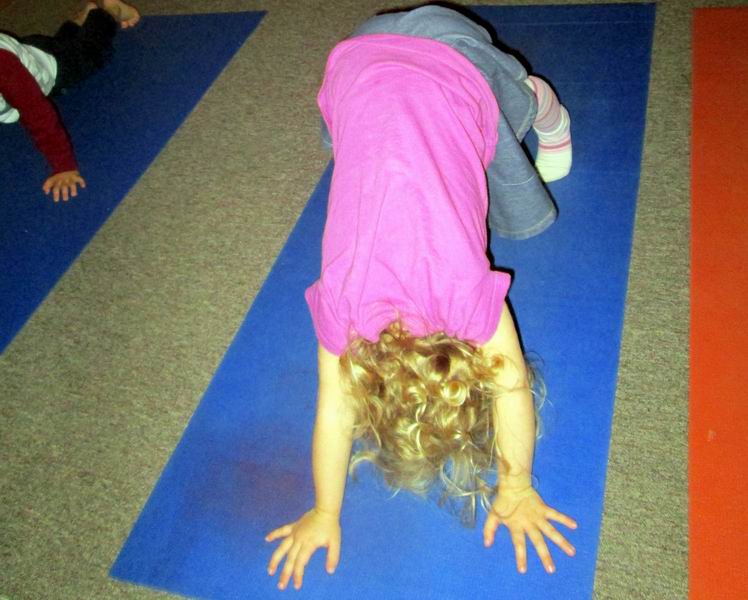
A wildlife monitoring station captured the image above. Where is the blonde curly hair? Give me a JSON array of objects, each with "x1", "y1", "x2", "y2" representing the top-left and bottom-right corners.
[{"x1": 339, "y1": 321, "x2": 535, "y2": 526}]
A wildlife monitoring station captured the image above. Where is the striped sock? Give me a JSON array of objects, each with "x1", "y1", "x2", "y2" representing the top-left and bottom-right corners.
[{"x1": 526, "y1": 76, "x2": 572, "y2": 182}]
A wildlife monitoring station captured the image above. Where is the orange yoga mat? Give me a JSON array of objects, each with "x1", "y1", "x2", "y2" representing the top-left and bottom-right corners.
[{"x1": 691, "y1": 8, "x2": 748, "y2": 599}]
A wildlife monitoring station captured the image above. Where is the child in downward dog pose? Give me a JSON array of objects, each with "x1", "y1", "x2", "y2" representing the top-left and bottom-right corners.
[
  {"x1": 266, "y1": 5, "x2": 575, "y2": 590},
  {"x1": 0, "y1": 1, "x2": 140, "y2": 202}
]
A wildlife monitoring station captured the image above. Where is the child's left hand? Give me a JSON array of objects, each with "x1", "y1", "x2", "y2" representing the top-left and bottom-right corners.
[
  {"x1": 43, "y1": 170, "x2": 86, "y2": 203},
  {"x1": 483, "y1": 487, "x2": 577, "y2": 574}
]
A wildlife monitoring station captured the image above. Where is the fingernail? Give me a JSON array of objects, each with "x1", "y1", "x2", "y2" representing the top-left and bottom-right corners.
[{"x1": 547, "y1": 565, "x2": 555, "y2": 574}]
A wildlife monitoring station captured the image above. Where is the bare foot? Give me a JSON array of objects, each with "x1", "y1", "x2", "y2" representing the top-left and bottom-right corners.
[
  {"x1": 97, "y1": 0, "x2": 141, "y2": 29},
  {"x1": 73, "y1": 2, "x2": 98, "y2": 26}
]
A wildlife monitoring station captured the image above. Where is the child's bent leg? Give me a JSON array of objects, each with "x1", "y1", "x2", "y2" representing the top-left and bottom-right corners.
[
  {"x1": 526, "y1": 76, "x2": 572, "y2": 183},
  {"x1": 49, "y1": 8, "x2": 117, "y2": 93}
]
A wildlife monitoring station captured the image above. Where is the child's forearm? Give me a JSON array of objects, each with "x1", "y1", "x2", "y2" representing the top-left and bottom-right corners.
[
  {"x1": 0, "y1": 49, "x2": 78, "y2": 174},
  {"x1": 311, "y1": 403, "x2": 354, "y2": 517},
  {"x1": 493, "y1": 386, "x2": 536, "y2": 491},
  {"x1": 312, "y1": 345, "x2": 356, "y2": 517},
  {"x1": 483, "y1": 302, "x2": 536, "y2": 491}
]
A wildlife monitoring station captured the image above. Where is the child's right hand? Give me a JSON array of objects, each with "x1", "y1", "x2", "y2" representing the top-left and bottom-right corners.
[
  {"x1": 265, "y1": 508, "x2": 341, "y2": 591},
  {"x1": 43, "y1": 170, "x2": 86, "y2": 203}
]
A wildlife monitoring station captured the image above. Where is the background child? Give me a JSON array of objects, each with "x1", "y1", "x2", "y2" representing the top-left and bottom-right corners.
[
  {"x1": 0, "y1": 0, "x2": 140, "y2": 202},
  {"x1": 265, "y1": 5, "x2": 576, "y2": 591}
]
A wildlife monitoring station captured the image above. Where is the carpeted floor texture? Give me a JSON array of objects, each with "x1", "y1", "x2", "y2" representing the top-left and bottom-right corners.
[{"x1": 0, "y1": 0, "x2": 712, "y2": 598}]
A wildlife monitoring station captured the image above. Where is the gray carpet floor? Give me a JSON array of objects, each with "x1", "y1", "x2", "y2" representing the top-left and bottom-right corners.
[{"x1": 0, "y1": 0, "x2": 726, "y2": 597}]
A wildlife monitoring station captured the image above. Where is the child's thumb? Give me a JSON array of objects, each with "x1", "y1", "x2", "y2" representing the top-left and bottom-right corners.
[
  {"x1": 483, "y1": 514, "x2": 501, "y2": 547},
  {"x1": 326, "y1": 539, "x2": 340, "y2": 574}
]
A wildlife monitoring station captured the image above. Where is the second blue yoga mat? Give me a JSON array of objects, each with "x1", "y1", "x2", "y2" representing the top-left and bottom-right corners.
[
  {"x1": 112, "y1": 4, "x2": 655, "y2": 598},
  {"x1": 0, "y1": 12, "x2": 264, "y2": 353}
]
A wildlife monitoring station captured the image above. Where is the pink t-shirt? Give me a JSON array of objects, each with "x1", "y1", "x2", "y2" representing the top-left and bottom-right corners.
[{"x1": 306, "y1": 34, "x2": 511, "y2": 355}]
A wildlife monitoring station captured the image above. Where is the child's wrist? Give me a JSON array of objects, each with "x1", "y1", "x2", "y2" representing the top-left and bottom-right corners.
[
  {"x1": 313, "y1": 506, "x2": 340, "y2": 520},
  {"x1": 498, "y1": 472, "x2": 532, "y2": 493}
]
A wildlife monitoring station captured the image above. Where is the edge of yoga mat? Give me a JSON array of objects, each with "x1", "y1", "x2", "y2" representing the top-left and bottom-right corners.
[
  {"x1": 690, "y1": 7, "x2": 748, "y2": 599},
  {"x1": 111, "y1": 4, "x2": 655, "y2": 599},
  {"x1": 0, "y1": 11, "x2": 265, "y2": 354}
]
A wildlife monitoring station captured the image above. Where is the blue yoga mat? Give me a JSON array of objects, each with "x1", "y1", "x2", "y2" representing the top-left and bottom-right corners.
[
  {"x1": 111, "y1": 4, "x2": 655, "y2": 598},
  {"x1": 0, "y1": 12, "x2": 265, "y2": 353}
]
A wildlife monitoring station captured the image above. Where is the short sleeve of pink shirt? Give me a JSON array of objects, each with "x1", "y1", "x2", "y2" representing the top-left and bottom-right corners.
[{"x1": 306, "y1": 34, "x2": 511, "y2": 355}]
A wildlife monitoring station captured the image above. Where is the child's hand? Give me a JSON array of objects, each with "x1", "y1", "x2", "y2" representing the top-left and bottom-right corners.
[
  {"x1": 483, "y1": 487, "x2": 577, "y2": 574},
  {"x1": 43, "y1": 170, "x2": 86, "y2": 203},
  {"x1": 265, "y1": 508, "x2": 341, "y2": 591}
]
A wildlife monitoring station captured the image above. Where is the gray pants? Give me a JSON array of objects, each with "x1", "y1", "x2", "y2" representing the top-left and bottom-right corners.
[{"x1": 325, "y1": 5, "x2": 557, "y2": 240}]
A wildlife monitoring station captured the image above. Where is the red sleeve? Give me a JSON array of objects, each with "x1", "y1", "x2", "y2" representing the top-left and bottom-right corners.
[{"x1": 0, "y1": 48, "x2": 78, "y2": 173}]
